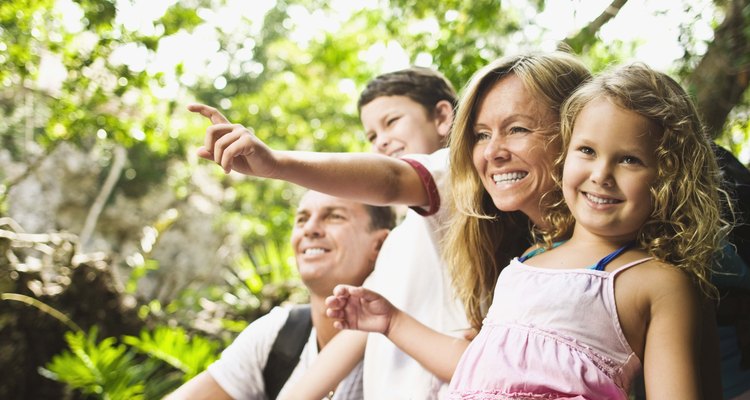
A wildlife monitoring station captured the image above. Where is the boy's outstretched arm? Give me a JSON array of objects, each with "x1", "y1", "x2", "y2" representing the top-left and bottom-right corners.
[
  {"x1": 188, "y1": 103, "x2": 429, "y2": 207},
  {"x1": 327, "y1": 285, "x2": 469, "y2": 382},
  {"x1": 277, "y1": 330, "x2": 368, "y2": 400}
]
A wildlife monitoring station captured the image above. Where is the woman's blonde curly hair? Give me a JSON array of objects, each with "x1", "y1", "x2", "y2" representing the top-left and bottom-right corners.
[{"x1": 541, "y1": 62, "x2": 731, "y2": 297}]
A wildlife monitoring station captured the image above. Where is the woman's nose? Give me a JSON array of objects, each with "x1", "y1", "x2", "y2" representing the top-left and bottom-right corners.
[{"x1": 484, "y1": 134, "x2": 511, "y2": 161}]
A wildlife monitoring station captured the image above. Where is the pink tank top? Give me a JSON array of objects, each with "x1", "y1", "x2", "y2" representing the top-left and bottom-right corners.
[{"x1": 449, "y1": 256, "x2": 651, "y2": 399}]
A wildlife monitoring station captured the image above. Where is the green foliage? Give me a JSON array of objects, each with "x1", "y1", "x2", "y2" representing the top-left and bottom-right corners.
[
  {"x1": 42, "y1": 328, "x2": 155, "y2": 400},
  {"x1": 122, "y1": 326, "x2": 220, "y2": 381},
  {"x1": 42, "y1": 326, "x2": 221, "y2": 399}
]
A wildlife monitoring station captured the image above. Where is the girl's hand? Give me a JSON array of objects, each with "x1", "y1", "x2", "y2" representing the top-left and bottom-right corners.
[{"x1": 325, "y1": 285, "x2": 395, "y2": 334}]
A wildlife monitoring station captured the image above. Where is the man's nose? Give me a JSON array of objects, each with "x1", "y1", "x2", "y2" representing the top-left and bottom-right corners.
[{"x1": 302, "y1": 216, "x2": 325, "y2": 237}]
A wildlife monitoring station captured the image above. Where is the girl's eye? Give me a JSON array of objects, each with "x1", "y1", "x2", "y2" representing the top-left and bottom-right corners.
[
  {"x1": 386, "y1": 116, "x2": 399, "y2": 126},
  {"x1": 622, "y1": 155, "x2": 642, "y2": 165},
  {"x1": 366, "y1": 133, "x2": 377, "y2": 144},
  {"x1": 295, "y1": 216, "x2": 307, "y2": 225},
  {"x1": 578, "y1": 146, "x2": 595, "y2": 156}
]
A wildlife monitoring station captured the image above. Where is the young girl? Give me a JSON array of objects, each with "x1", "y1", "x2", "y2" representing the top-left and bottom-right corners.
[{"x1": 327, "y1": 63, "x2": 729, "y2": 399}]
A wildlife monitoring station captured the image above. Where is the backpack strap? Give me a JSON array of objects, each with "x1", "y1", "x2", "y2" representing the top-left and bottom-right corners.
[{"x1": 262, "y1": 304, "x2": 313, "y2": 399}]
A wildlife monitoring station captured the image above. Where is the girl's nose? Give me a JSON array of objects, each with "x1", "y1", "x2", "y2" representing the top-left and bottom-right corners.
[{"x1": 590, "y1": 162, "x2": 614, "y2": 187}]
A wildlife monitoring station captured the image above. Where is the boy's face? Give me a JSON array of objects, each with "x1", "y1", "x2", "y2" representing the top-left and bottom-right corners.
[{"x1": 360, "y1": 95, "x2": 448, "y2": 157}]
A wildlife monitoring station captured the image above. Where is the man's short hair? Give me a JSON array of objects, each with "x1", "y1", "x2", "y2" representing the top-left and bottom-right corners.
[
  {"x1": 357, "y1": 66, "x2": 458, "y2": 114},
  {"x1": 363, "y1": 205, "x2": 396, "y2": 231}
]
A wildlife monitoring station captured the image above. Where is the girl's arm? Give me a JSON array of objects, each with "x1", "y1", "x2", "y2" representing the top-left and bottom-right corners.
[
  {"x1": 277, "y1": 330, "x2": 368, "y2": 400},
  {"x1": 642, "y1": 268, "x2": 704, "y2": 399},
  {"x1": 188, "y1": 103, "x2": 428, "y2": 207},
  {"x1": 327, "y1": 285, "x2": 469, "y2": 382}
]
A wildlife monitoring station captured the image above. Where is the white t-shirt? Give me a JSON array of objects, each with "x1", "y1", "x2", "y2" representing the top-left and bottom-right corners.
[
  {"x1": 362, "y1": 148, "x2": 468, "y2": 399},
  {"x1": 208, "y1": 306, "x2": 364, "y2": 400}
]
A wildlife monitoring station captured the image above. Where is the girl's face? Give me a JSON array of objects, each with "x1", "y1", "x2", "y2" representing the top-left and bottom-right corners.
[
  {"x1": 563, "y1": 97, "x2": 659, "y2": 242},
  {"x1": 360, "y1": 95, "x2": 448, "y2": 158},
  {"x1": 471, "y1": 75, "x2": 558, "y2": 226}
]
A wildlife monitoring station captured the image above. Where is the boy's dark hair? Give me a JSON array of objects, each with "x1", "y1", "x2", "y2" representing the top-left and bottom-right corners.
[
  {"x1": 357, "y1": 66, "x2": 458, "y2": 115},
  {"x1": 363, "y1": 204, "x2": 397, "y2": 231}
]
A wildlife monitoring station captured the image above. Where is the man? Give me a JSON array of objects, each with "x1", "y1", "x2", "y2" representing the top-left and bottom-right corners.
[{"x1": 165, "y1": 190, "x2": 394, "y2": 400}]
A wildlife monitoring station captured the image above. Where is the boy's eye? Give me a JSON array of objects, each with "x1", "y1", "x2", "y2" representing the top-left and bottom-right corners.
[{"x1": 294, "y1": 216, "x2": 307, "y2": 225}]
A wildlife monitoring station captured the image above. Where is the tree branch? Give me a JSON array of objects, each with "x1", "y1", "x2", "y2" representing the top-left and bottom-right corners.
[
  {"x1": 79, "y1": 146, "x2": 128, "y2": 251},
  {"x1": 561, "y1": 0, "x2": 629, "y2": 53}
]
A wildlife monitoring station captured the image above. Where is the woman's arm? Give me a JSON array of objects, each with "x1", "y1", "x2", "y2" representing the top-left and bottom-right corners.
[
  {"x1": 327, "y1": 285, "x2": 469, "y2": 382},
  {"x1": 642, "y1": 269, "x2": 703, "y2": 399},
  {"x1": 278, "y1": 330, "x2": 368, "y2": 400},
  {"x1": 188, "y1": 103, "x2": 429, "y2": 207}
]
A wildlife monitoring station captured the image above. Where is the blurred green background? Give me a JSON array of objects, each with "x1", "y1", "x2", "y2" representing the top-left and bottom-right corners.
[{"x1": 1, "y1": 0, "x2": 749, "y2": 398}]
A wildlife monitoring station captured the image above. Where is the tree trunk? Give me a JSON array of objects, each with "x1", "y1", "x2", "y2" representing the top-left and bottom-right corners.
[{"x1": 687, "y1": 0, "x2": 750, "y2": 138}]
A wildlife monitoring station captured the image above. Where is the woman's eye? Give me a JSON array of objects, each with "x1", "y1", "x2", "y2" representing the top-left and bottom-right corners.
[
  {"x1": 475, "y1": 131, "x2": 491, "y2": 141},
  {"x1": 386, "y1": 117, "x2": 399, "y2": 126},
  {"x1": 509, "y1": 126, "x2": 529, "y2": 134}
]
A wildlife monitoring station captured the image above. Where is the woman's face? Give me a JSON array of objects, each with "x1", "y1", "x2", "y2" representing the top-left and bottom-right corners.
[{"x1": 471, "y1": 75, "x2": 559, "y2": 226}]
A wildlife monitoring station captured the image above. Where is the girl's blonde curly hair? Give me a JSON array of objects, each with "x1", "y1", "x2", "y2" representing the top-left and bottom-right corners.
[{"x1": 541, "y1": 63, "x2": 731, "y2": 297}]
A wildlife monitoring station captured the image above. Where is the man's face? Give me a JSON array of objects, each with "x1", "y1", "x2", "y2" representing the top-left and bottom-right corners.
[
  {"x1": 360, "y1": 95, "x2": 447, "y2": 157},
  {"x1": 290, "y1": 191, "x2": 387, "y2": 295}
]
